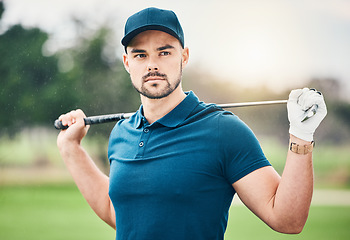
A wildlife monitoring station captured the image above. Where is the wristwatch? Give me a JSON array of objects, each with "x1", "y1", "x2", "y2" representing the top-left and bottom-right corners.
[{"x1": 289, "y1": 141, "x2": 315, "y2": 154}]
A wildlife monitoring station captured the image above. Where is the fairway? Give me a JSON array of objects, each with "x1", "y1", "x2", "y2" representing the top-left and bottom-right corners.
[
  {"x1": 0, "y1": 184, "x2": 115, "y2": 240},
  {"x1": 225, "y1": 205, "x2": 350, "y2": 240},
  {"x1": 1, "y1": 184, "x2": 350, "y2": 240}
]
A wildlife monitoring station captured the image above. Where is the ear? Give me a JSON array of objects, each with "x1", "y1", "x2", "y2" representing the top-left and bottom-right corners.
[
  {"x1": 123, "y1": 53, "x2": 130, "y2": 73},
  {"x1": 181, "y1": 47, "x2": 189, "y2": 69}
]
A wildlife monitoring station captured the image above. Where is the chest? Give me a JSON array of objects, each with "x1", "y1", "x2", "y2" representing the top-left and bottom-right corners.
[
  {"x1": 108, "y1": 122, "x2": 233, "y2": 203},
  {"x1": 109, "y1": 156, "x2": 234, "y2": 212},
  {"x1": 108, "y1": 112, "x2": 243, "y2": 206}
]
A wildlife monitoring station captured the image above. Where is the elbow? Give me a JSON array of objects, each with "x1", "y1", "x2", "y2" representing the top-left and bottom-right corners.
[
  {"x1": 273, "y1": 223, "x2": 305, "y2": 234},
  {"x1": 292, "y1": 226, "x2": 305, "y2": 235},
  {"x1": 268, "y1": 214, "x2": 308, "y2": 234},
  {"x1": 270, "y1": 218, "x2": 306, "y2": 234}
]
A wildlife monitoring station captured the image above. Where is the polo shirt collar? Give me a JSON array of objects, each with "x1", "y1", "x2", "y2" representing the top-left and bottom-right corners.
[
  {"x1": 134, "y1": 91, "x2": 200, "y2": 129},
  {"x1": 134, "y1": 106, "x2": 145, "y2": 129}
]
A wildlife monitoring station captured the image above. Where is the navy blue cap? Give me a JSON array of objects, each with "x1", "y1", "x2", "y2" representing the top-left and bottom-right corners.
[{"x1": 122, "y1": 7, "x2": 184, "y2": 49}]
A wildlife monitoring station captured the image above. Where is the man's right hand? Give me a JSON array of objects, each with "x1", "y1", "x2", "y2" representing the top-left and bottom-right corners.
[{"x1": 57, "y1": 109, "x2": 90, "y2": 149}]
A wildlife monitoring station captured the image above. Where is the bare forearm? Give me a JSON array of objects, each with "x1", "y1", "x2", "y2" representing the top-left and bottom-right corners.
[
  {"x1": 59, "y1": 144, "x2": 115, "y2": 228},
  {"x1": 271, "y1": 134, "x2": 313, "y2": 233}
]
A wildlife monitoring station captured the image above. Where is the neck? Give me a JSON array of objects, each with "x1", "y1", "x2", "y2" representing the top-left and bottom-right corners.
[{"x1": 141, "y1": 87, "x2": 186, "y2": 124}]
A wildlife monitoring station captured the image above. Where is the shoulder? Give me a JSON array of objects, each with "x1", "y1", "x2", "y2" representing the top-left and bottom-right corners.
[
  {"x1": 196, "y1": 104, "x2": 254, "y2": 137},
  {"x1": 213, "y1": 108, "x2": 264, "y2": 157},
  {"x1": 218, "y1": 111, "x2": 255, "y2": 137},
  {"x1": 183, "y1": 101, "x2": 252, "y2": 133}
]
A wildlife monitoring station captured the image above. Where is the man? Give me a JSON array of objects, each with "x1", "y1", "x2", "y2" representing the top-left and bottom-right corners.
[{"x1": 57, "y1": 7, "x2": 327, "y2": 240}]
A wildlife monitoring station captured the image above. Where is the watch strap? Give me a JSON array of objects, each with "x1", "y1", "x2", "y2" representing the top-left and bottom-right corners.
[{"x1": 289, "y1": 141, "x2": 315, "y2": 154}]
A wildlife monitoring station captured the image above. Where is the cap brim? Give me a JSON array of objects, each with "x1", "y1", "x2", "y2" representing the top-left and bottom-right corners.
[{"x1": 122, "y1": 25, "x2": 183, "y2": 48}]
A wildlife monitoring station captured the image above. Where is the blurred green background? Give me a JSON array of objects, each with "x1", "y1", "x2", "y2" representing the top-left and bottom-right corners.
[{"x1": 1, "y1": 1, "x2": 349, "y2": 239}]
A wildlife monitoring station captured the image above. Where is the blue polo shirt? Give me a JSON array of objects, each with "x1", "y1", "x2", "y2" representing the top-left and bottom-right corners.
[{"x1": 108, "y1": 91, "x2": 270, "y2": 240}]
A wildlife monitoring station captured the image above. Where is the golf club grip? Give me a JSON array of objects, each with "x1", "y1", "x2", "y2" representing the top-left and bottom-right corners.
[{"x1": 54, "y1": 113, "x2": 126, "y2": 130}]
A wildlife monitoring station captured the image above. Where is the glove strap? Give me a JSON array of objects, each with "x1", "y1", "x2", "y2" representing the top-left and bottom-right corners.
[{"x1": 289, "y1": 141, "x2": 315, "y2": 154}]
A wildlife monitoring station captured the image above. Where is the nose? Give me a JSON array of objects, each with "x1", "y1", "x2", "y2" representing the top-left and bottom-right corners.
[
  {"x1": 147, "y1": 56, "x2": 159, "y2": 72},
  {"x1": 148, "y1": 66, "x2": 158, "y2": 71}
]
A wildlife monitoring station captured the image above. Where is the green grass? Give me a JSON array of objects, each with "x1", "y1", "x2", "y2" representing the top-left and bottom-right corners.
[
  {"x1": 1, "y1": 184, "x2": 350, "y2": 240},
  {"x1": 225, "y1": 205, "x2": 350, "y2": 240},
  {"x1": 0, "y1": 184, "x2": 115, "y2": 240},
  {"x1": 0, "y1": 131, "x2": 349, "y2": 239}
]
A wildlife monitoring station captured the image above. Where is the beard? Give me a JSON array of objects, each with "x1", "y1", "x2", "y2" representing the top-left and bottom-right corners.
[{"x1": 132, "y1": 67, "x2": 182, "y2": 100}]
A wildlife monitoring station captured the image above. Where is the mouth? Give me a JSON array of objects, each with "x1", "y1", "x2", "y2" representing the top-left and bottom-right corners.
[
  {"x1": 142, "y1": 73, "x2": 167, "y2": 83},
  {"x1": 145, "y1": 77, "x2": 165, "y2": 83}
]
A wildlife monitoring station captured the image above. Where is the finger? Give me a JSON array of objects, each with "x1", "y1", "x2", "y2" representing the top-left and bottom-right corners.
[
  {"x1": 298, "y1": 88, "x2": 322, "y2": 110},
  {"x1": 309, "y1": 88, "x2": 322, "y2": 95},
  {"x1": 297, "y1": 88, "x2": 311, "y2": 105},
  {"x1": 71, "y1": 109, "x2": 90, "y2": 131},
  {"x1": 301, "y1": 91, "x2": 324, "y2": 110},
  {"x1": 288, "y1": 88, "x2": 304, "y2": 103},
  {"x1": 65, "y1": 110, "x2": 76, "y2": 126},
  {"x1": 69, "y1": 109, "x2": 86, "y2": 120},
  {"x1": 68, "y1": 109, "x2": 87, "y2": 127},
  {"x1": 58, "y1": 114, "x2": 70, "y2": 127},
  {"x1": 58, "y1": 114, "x2": 67, "y2": 127},
  {"x1": 58, "y1": 110, "x2": 85, "y2": 128}
]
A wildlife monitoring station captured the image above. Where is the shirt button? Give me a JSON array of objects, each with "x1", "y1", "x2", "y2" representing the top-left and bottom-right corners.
[
  {"x1": 139, "y1": 141, "x2": 144, "y2": 147},
  {"x1": 143, "y1": 128, "x2": 149, "y2": 133}
]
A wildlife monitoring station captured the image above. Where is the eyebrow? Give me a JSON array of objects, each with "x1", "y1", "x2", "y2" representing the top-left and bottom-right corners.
[
  {"x1": 130, "y1": 49, "x2": 146, "y2": 54},
  {"x1": 157, "y1": 44, "x2": 175, "y2": 51},
  {"x1": 129, "y1": 44, "x2": 175, "y2": 54}
]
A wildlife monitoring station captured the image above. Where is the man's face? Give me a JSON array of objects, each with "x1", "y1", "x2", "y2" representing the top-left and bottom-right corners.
[{"x1": 123, "y1": 30, "x2": 189, "y2": 99}]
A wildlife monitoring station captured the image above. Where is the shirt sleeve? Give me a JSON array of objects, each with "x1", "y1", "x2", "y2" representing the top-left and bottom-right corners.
[{"x1": 218, "y1": 112, "x2": 271, "y2": 184}]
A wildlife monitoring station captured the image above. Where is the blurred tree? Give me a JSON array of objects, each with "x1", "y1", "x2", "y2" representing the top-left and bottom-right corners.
[
  {"x1": 0, "y1": 24, "x2": 66, "y2": 131},
  {"x1": 0, "y1": 2, "x2": 79, "y2": 133},
  {"x1": 0, "y1": 2, "x2": 4, "y2": 19},
  {"x1": 334, "y1": 103, "x2": 350, "y2": 130},
  {"x1": 0, "y1": 4, "x2": 139, "y2": 136},
  {"x1": 57, "y1": 24, "x2": 140, "y2": 136}
]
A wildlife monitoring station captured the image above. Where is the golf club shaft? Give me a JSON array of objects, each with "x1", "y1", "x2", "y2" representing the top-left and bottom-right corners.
[
  {"x1": 217, "y1": 100, "x2": 288, "y2": 108},
  {"x1": 54, "y1": 100, "x2": 288, "y2": 130}
]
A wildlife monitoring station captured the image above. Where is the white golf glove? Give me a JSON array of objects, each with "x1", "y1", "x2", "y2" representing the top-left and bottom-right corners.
[{"x1": 287, "y1": 88, "x2": 327, "y2": 141}]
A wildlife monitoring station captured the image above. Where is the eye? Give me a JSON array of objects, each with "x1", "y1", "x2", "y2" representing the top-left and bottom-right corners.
[
  {"x1": 135, "y1": 54, "x2": 147, "y2": 59},
  {"x1": 160, "y1": 51, "x2": 170, "y2": 56}
]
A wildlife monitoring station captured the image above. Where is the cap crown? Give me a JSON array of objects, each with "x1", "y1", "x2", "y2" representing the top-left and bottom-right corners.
[{"x1": 122, "y1": 7, "x2": 184, "y2": 48}]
